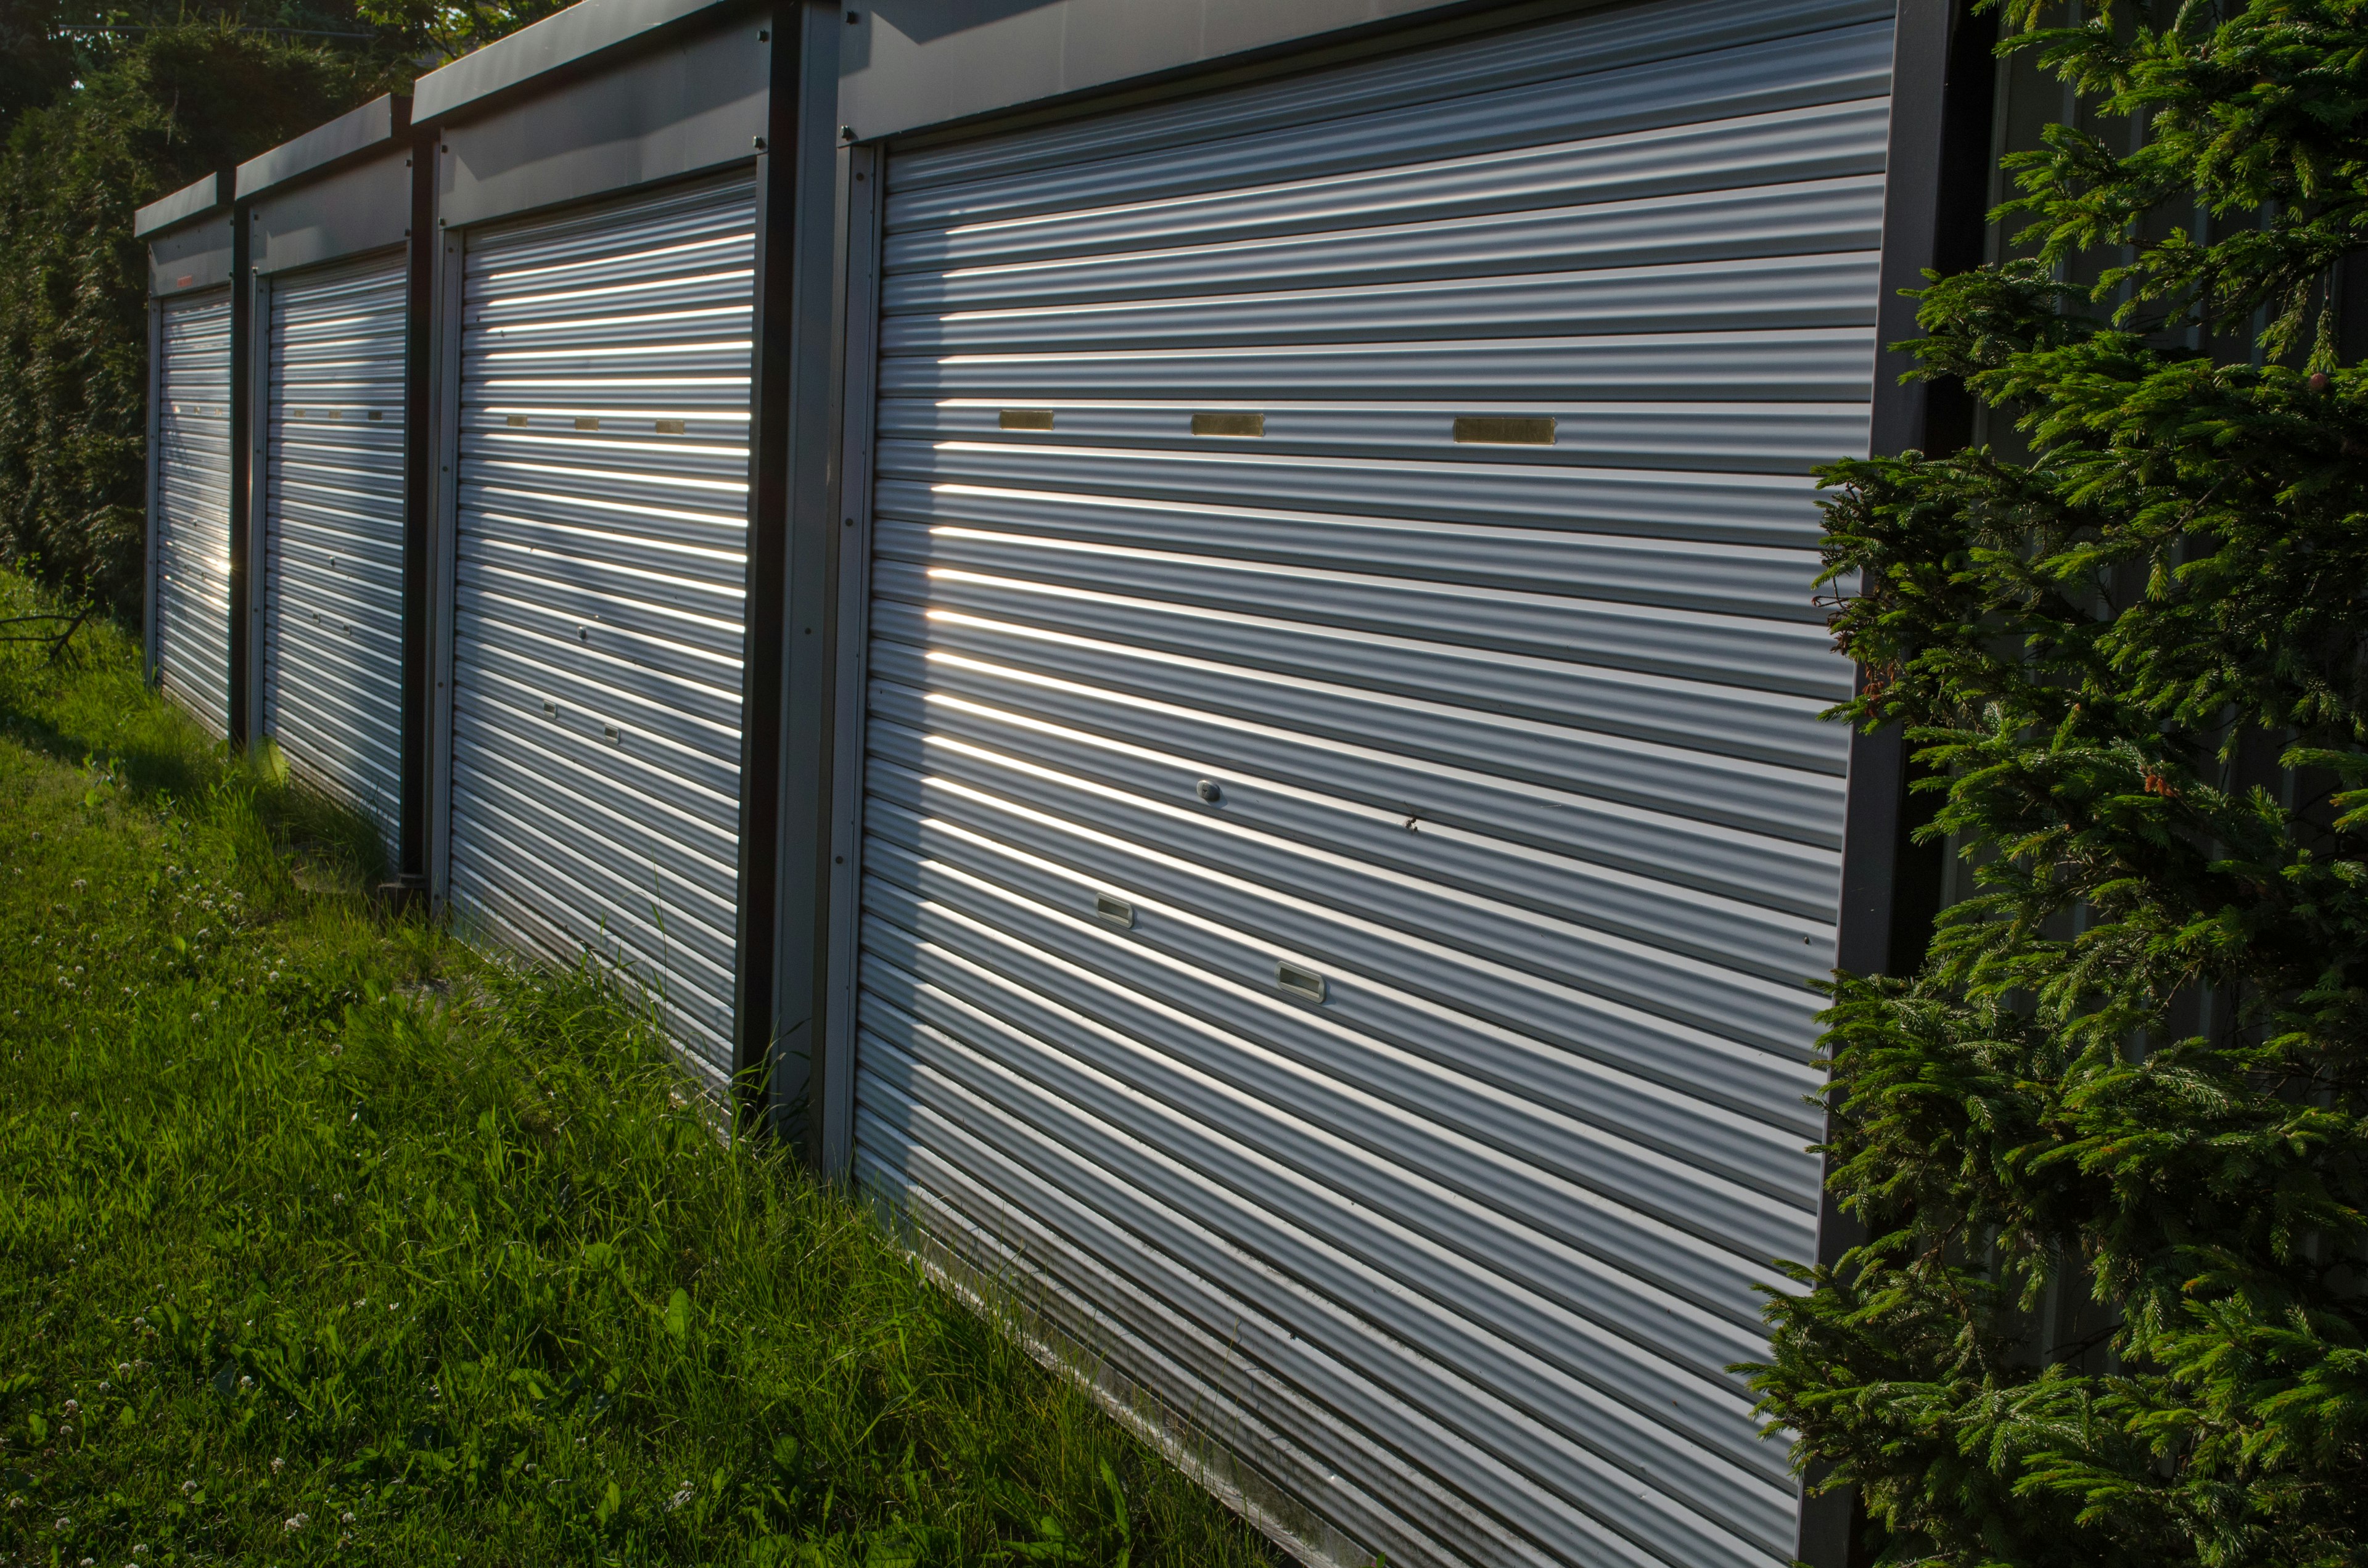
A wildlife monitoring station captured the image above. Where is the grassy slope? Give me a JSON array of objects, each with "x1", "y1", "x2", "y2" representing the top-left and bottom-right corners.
[{"x1": 0, "y1": 578, "x2": 1277, "y2": 1568}]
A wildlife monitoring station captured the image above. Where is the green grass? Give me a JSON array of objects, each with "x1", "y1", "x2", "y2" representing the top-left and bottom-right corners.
[{"x1": 0, "y1": 573, "x2": 1279, "y2": 1567}]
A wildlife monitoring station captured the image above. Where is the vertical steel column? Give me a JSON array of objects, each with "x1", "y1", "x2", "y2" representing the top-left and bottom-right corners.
[
  {"x1": 242, "y1": 253, "x2": 273, "y2": 746},
  {"x1": 739, "y1": 0, "x2": 844, "y2": 1152},
  {"x1": 1801, "y1": 2, "x2": 1999, "y2": 1564},
  {"x1": 424, "y1": 150, "x2": 466, "y2": 909},
  {"x1": 731, "y1": 9, "x2": 797, "y2": 1135},
  {"x1": 395, "y1": 134, "x2": 437, "y2": 895},
  {"x1": 226, "y1": 186, "x2": 254, "y2": 750}
]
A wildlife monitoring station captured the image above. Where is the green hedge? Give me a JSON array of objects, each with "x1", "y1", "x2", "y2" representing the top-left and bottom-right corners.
[
  {"x1": 1749, "y1": 4, "x2": 2368, "y2": 1564},
  {"x1": 0, "y1": 25, "x2": 380, "y2": 615}
]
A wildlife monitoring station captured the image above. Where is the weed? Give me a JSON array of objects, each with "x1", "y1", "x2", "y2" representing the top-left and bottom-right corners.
[{"x1": 0, "y1": 572, "x2": 1276, "y2": 1567}]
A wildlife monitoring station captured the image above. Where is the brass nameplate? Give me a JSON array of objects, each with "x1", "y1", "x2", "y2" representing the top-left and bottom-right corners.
[
  {"x1": 1192, "y1": 412, "x2": 1264, "y2": 437},
  {"x1": 999, "y1": 409, "x2": 1054, "y2": 430},
  {"x1": 1453, "y1": 415, "x2": 1556, "y2": 446}
]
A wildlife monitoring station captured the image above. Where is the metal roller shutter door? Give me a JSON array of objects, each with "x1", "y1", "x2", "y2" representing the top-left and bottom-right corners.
[
  {"x1": 849, "y1": 1, "x2": 1890, "y2": 1564},
  {"x1": 156, "y1": 289, "x2": 236, "y2": 739},
  {"x1": 449, "y1": 173, "x2": 757, "y2": 1087},
  {"x1": 263, "y1": 253, "x2": 409, "y2": 855}
]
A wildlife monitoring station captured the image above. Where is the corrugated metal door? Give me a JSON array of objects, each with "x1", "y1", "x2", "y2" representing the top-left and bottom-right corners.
[
  {"x1": 262, "y1": 253, "x2": 409, "y2": 855},
  {"x1": 847, "y1": 1, "x2": 1890, "y2": 1563},
  {"x1": 155, "y1": 288, "x2": 236, "y2": 739},
  {"x1": 448, "y1": 173, "x2": 757, "y2": 1086}
]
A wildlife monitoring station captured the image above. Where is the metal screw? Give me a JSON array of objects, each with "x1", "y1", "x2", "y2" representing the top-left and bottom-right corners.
[
  {"x1": 1195, "y1": 779, "x2": 1222, "y2": 805},
  {"x1": 841, "y1": 125, "x2": 856, "y2": 142},
  {"x1": 752, "y1": 136, "x2": 767, "y2": 150}
]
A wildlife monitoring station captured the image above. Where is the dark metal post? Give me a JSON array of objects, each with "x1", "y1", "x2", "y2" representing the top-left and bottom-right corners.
[
  {"x1": 423, "y1": 185, "x2": 466, "y2": 909},
  {"x1": 731, "y1": 15, "x2": 797, "y2": 1136},
  {"x1": 736, "y1": 0, "x2": 844, "y2": 1149},
  {"x1": 1799, "y1": 2, "x2": 1998, "y2": 1564},
  {"x1": 776, "y1": 0, "x2": 849, "y2": 1160},
  {"x1": 242, "y1": 242, "x2": 271, "y2": 747}
]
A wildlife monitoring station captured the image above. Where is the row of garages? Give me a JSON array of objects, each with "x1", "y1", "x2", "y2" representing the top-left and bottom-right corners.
[{"x1": 135, "y1": 1, "x2": 1997, "y2": 1563}]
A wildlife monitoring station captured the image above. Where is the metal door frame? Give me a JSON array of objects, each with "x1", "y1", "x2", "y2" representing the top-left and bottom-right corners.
[
  {"x1": 143, "y1": 298, "x2": 164, "y2": 691},
  {"x1": 815, "y1": 136, "x2": 882, "y2": 1178},
  {"x1": 227, "y1": 224, "x2": 253, "y2": 749},
  {"x1": 1801, "y1": 1, "x2": 1996, "y2": 1559}
]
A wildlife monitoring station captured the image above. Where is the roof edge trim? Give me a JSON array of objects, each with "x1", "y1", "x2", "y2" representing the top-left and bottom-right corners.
[
  {"x1": 236, "y1": 94, "x2": 413, "y2": 201},
  {"x1": 133, "y1": 171, "x2": 227, "y2": 239},
  {"x1": 411, "y1": 0, "x2": 744, "y2": 125}
]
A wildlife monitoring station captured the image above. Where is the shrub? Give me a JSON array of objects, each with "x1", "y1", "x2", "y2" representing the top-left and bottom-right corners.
[{"x1": 1748, "y1": 5, "x2": 2368, "y2": 1565}]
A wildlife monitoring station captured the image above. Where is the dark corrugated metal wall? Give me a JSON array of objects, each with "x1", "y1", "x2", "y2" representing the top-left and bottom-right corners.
[
  {"x1": 261, "y1": 252, "x2": 411, "y2": 853},
  {"x1": 844, "y1": 0, "x2": 1891, "y2": 1562},
  {"x1": 155, "y1": 289, "x2": 237, "y2": 739},
  {"x1": 445, "y1": 173, "x2": 759, "y2": 1087}
]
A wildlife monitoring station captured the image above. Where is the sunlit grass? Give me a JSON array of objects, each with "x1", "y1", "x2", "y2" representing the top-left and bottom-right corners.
[{"x1": 0, "y1": 573, "x2": 1278, "y2": 1567}]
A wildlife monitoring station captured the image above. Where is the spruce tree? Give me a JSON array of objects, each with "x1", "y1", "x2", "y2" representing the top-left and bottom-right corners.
[{"x1": 1748, "y1": 3, "x2": 2368, "y2": 1564}]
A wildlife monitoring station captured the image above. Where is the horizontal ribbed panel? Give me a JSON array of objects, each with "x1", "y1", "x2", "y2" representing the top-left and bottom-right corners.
[
  {"x1": 448, "y1": 173, "x2": 757, "y2": 1085},
  {"x1": 262, "y1": 253, "x2": 409, "y2": 855},
  {"x1": 155, "y1": 289, "x2": 235, "y2": 740},
  {"x1": 851, "y1": 1, "x2": 1883, "y2": 1564}
]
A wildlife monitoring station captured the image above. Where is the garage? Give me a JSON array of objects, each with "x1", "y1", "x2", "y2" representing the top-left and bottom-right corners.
[
  {"x1": 444, "y1": 173, "x2": 760, "y2": 1085},
  {"x1": 833, "y1": 0, "x2": 1893, "y2": 1562},
  {"x1": 153, "y1": 287, "x2": 237, "y2": 739},
  {"x1": 258, "y1": 252, "x2": 411, "y2": 850}
]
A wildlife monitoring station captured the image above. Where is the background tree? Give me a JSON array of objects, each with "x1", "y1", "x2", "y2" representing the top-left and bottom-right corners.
[
  {"x1": 0, "y1": 0, "x2": 564, "y2": 615},
  {"x1": 1749, "y1": 3, "x2": 2368, "y2": 1566}
]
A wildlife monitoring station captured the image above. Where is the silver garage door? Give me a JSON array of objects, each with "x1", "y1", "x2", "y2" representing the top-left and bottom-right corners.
[
  {"x1": 448, "y1": 173, "x2": 757, "y2": 1087},
  {"x1": 261, "y1": 253, "x2": 409, "y2": 855},
  {"x1": 847, "y1": 0, "x2": 1889, "y2": 1563},
  {"x1": 155, "y1": 289, "x2": 236, "y2": 739}
]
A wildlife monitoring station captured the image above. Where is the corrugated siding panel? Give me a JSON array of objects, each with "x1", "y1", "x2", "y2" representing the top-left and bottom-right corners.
[
  {"x1": 851, "y1": 0, "x2": 1888, "y2": 1563},
  {"x1": 263, "y1": 253, "x2": 409, "y2": 855},
  {"x1": 155, "y1": 289, "x2": 236, "y2": 739},
  {"x1": 448, "y1": 173, "x2": 757, "y2": 1086}
]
